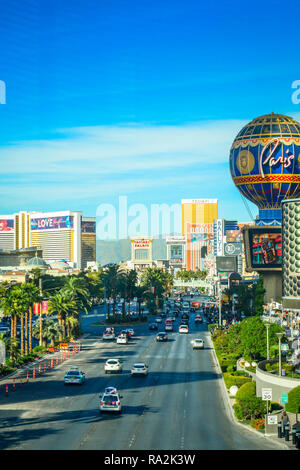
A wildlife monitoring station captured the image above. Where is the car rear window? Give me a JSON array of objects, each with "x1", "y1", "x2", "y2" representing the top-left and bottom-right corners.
[
  {"x1": 103, "y1": 395, "x2": 118, "y2": 401},
  {"x1": 134, "y1": 364, "x2": 145, "y2": 368},
  {"x1": 67, "y1": 372, "x2": 80, "y2": 376}
]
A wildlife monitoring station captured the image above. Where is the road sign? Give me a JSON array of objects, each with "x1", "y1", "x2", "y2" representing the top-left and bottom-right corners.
[
  {"x1": 281, "y1": 394, "x2": 288, "y2": 404},
  {"x1": 267, "y1": 415, "x2": 278, "y2": 425},
  {"x1": 262, "y1": 388, "x2": 272, "y2": 401}
]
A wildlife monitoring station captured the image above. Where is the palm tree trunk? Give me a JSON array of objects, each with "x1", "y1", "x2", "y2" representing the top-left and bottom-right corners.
[
  {"x1": 13, "y1": 314, "x2": 17, "y2": 340},
  {"x1": 57, "y1": 313, "x2": 63, "y2": 341},
  {"x1": 25, "y1": 310, "x2": 28, "y2": 355},
  {"x1": 29, "y1": 306, "x2": 32, "y2": 353},
  {"x1": 20, "y1": 314, "x2": 24, "y2": 356}
]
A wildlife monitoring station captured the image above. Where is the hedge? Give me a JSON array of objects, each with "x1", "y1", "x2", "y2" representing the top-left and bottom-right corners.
[
  {"x1": 285, "y1": 385, "x2": 300, "y2": 414},
  {"x1": 223, "y1": 372, "x2": 252, "y2": 390},
  {"x1": 234, "y1": 381, "x2": 266, "y2": 420}
]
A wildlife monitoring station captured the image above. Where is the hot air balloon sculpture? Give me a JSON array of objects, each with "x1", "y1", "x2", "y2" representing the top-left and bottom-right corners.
[{"x1": 229, "y1": 113, "x2": 300, "y2": 226}]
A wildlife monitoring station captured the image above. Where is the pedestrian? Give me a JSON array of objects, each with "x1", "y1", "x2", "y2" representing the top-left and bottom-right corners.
[{"x1": 281, "y1": 411, "x2": 289, "y2": 435}]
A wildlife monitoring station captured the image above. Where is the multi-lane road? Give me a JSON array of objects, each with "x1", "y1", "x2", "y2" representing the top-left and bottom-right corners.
[{"x1": 0, "y1": 308, "x2": 282, "y2": 450}]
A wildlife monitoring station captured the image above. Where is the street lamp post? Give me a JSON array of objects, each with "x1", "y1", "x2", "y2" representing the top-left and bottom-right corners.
[
  {"x1": 265, "y1": 323, "x2": 270, "y2": 360},
  {"x1": 276, "y1": 332, "x2": 284, "y2": 376}
]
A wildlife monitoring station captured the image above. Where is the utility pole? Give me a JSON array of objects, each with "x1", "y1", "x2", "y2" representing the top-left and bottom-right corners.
[{"x1": 218, "y1": 280, "x2": 222, "y2": 327}]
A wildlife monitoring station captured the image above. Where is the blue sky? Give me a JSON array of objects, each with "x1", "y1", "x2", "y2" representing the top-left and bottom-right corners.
[{"x1": 0, "y1": 0, "x2": 300, "y2": 238}]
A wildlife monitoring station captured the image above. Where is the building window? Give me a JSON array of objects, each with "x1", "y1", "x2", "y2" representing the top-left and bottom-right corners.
[{"x1": 134, "y1": 249, "x2": 149, "y2": 260}]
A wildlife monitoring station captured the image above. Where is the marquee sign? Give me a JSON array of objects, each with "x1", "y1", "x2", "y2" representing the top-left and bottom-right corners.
[
  {"x1": 31, "y1": 216, "x2": 74, "y2": 231},
  {"x1": 133, "y1": 239, "x2": 151, "y2": 248}
]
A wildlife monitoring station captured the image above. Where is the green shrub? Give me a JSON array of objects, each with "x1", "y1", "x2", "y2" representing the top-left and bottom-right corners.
[
  {"x1": 285, "y1": 385, "x2": 300, "y2": 414},
  {"x1": 223, "y1": 372, "x2": 252, "y2": 390},
  {"x1": 233, "y1": 403, "x2": 244, "y2": 420},
  {"x1": 270, "y1": 402, "x2": 282, "y2": 412},
  {"x1": 235, "y1": 381, "x2": 266, "y2": 420},
  {"x1": 236, "y1": 381, "x2": 256, "y2": 400}
]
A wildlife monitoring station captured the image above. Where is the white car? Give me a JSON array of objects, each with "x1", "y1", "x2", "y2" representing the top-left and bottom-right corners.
[
  {"x1": 99, "y1": 392, "x2": 122, "y2": 413},
  {"x1": 102, "y1": 328, "x2": 115, "y2": 340},
  {"x1": 131, "y1": 363, "x2": 148, "y2": 376},
  {"x1": 191, "y1": 338, "x2": 204, "y2": 349},
  {"x1": 104, "y1": 359, "x2": 122, "y2": 374},
  {"x1": 155, "y1": 317, "x2": 162, "y2": 323},
  {"x1": 179, "y1": 325, "x2": 189, "y2": 334},
  {"x1": 117, "y1": 334, "x2": 128, "y2": 344}
]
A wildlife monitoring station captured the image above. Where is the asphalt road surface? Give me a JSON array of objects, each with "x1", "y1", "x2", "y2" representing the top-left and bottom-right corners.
[{"x1": 0, "y1": 309, "x2": 282, "y2": 450}]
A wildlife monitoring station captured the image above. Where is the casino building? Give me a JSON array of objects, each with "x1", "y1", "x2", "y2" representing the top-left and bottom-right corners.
[{"x1": 0, "y1": 210, "x2": 96, "y2": 270}]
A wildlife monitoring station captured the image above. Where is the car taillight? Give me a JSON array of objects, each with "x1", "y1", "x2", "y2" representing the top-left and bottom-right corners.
[
  {"x1": 100, "y1": 401, "x2": 103, "y2": 405},
  {"x1": 117, "y1": 402, "x2": 120, "y2": 406}
]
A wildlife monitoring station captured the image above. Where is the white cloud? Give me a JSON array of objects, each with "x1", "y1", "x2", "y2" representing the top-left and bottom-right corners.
[{"x1": 1, "y1": 120, "x2": 247, "y2": 177}]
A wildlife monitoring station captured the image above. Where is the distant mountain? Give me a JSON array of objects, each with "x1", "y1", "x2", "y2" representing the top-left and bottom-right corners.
[{"x1": 96, "y1": 238, "x2": 167, "y2": 266}]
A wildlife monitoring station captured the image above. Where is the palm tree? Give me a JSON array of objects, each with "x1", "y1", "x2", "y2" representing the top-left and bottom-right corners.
[
  {"x1": 48, "y1": 291, "x2": 77, "y2": 341},
  {"x1": 61, "y1": 276, "x2": 92, "y2": 333},
  {"x1": 65, "y1": 315, "x2": 79, "y2": 337},
  {"x1": 19, "y1": 283, "x2": 41, "y2": 354},
  {"x1": 32, "y1": 318, "x2": 63, "y2": 347},
  {"x1": 62, "y1": 276, "x2": 91, "y2": 312},
  {"x1": 100, "y1": 264, "x2": 122, "y2": 299}
]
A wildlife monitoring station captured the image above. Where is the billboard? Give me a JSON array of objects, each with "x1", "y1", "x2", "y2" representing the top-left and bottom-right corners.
[
  {"x1": 31, "y1": 215, "x2": 74, "y2": 231},
  {"x1": 133, "y1": 239, "x2": 151, "y2": 248},
  {"x1": 215, "y1": 219, "x2": 224, "y2": 256},
  {"x1": 170, "y1": 244, "x2": 183, "y2": 264},
  {"x1": 81, "y1": 220, "x2": 96, "y2": 233},
  {"x1": 0, "y1": 219, "x2": 14, "y2": 232},
  {"x1": 186, "y1": 223, "x2": 214, "y2": 271},
  {"x1": 226, "y1": 230, "x2": 242, "y2": 243},
  {"x1": 216, "y1": 256, "x2": 237, "y2": 272},
  {"x1": 249, "y1": 230, "x2": 282, "y2": 268},
  {"x1": 224, "y1": 242, "x2": 243, "y2": 256}
]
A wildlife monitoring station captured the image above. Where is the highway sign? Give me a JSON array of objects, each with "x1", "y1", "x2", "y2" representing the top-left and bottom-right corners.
[{"x1": 281, "y1": 394, "x2": 288, "y2": 404}]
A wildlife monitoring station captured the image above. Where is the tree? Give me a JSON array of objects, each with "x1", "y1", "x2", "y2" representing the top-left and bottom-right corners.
[
  {"x1": 32, "y1": 318, "x2": 63, "y2": 347},
  {"x1": 253, "y1": 275, "x2": 265, "y2": 316},
  {"x1": 48, "y1": 291, "x2": 77, "y2": 340},
  {"x1": 239, "y1": 317, "x2": 285, "y2": 361},
  {"x1": 100, "y1": 264, "x2": 123, "y2": 299}
]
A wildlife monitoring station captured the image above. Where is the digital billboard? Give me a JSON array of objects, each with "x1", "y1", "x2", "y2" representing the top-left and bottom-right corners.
[
  {"x1": 81, "y1": 220, "x2": 96, "y2": 233},
  {"x1": 0, "y1": 219, "x2": 14, "y2": 232},
  {"x1": 249, "y1": 230, "x2": 282, "y2": 268},
  {"x1": 31, "y1": 215, "x2": 74, "y2": 231},
  {"x1": 216, "y1": 256, "x2": 237, "y2": 272},
  {"x1": 170, "y1": 244, "x2": 183, "y2": 263}
]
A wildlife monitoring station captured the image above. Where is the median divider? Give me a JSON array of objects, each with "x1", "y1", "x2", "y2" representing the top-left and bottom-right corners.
[{"x1": 1, "y1": 341, "x2": 82, "y2": 398}]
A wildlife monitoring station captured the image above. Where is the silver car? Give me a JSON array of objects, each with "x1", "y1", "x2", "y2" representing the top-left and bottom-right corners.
[{"x1": 131, "y1": 363, "x2": 148, "y2": 376}]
